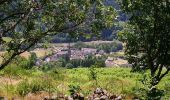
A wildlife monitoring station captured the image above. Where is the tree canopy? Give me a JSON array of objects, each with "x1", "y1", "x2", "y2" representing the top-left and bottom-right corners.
[
  {"x1": 119, "y1": 0, "x2": 170, "y2": 87},
  {"x1": 0, "y1": 0, "x2": 116, "y2": 69}
]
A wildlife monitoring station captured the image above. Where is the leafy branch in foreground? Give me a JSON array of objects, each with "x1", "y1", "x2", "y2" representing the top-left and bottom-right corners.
[
  {"x1": 0, "y1": 0, "x2": 117, "y2": 69},
  {"x1": 119, "y1": 0, "x2": 170, "y2": 88}
]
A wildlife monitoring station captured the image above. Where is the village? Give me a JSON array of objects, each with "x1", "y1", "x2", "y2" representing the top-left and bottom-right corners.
[{"x1": 35, "y1": 43, "x2": 131, "y2": 68}]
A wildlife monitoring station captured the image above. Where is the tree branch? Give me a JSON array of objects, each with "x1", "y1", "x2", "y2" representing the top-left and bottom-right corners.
[
  {"x1": 159, "y1": 67, "x2": 170, "y2": 81},
  {"x1": 157, "y1": 64, "x2": 164, "y2": 78},
  {"x1": 0, "y1": 53, "x2": 17, "y2": 70},
  {"x1": 2, "y1": 10, "x2": 32, "y2": 36},
  {"x1": 0, "y1": 0, "x2": 12, "y2": 5},
  {"x1": 0, "y1": 12, "x2": 25, "y2": 24}
]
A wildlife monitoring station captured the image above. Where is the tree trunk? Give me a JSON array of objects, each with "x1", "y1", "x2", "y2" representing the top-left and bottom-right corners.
[{"x1": 0, "y1": 53, "x2": 17, "y2": 70}]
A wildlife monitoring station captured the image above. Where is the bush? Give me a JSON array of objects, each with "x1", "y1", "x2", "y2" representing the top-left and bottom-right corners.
[
  {"x1": 65, "y1": 63, "x2": 74, "y2": 69},
  {"x1": 28, "y1": 52, "x2": 37, "y2": 68},
  {"x1": 88, "y1": 66, "x2": 98, "y2": 86},
  {"x1": 69, "y1": 84, "x2": 81, "y2": 95},
  {"x1": 12, "y1": 53, "x2": 37, "y2": 70},
  {"x1": 67, "y1": 55, "x2": 106, "y2": 68},
  {"x1": 2, "y1": 64, "x2": 31, "y2": 77},
  {"x1": 14, "y1": 57, "x2": 29, "y2": 69}
]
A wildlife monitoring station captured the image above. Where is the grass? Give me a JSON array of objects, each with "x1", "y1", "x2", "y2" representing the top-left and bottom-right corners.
[{"x1": 0, "y1": 67, "x2": 170, "y2": 99}]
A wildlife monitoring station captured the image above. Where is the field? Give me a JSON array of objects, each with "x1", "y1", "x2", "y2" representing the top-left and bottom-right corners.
[
  {"x1": 0, "y1": 49, "x2": 51, "y2": 64},
  {"x1": 0, "y1": 67, "x2": 170, "y2": 99}
]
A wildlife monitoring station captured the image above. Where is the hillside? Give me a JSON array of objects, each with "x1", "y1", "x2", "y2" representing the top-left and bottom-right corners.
[{"x1": 0, "y1": 67, "x2": 170, "y2": 99}]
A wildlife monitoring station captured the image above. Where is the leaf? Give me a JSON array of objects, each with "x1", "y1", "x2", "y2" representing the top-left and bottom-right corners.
[{"x1": 2, "y1": 37, "x2": 12, "y2": 43}]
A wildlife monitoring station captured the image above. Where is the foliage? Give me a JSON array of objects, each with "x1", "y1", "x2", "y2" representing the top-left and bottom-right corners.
[
  {"x1": 73, "y1": 41, "x2": 123, "y2": 53},
  {"x1": 16, "y1": 76, "x2": 57, "y2": 96},
  {"x1": 29, "y1": 79, "x2": 45, "y2": 93},
  {"x1": 68, "y1": 84, "x2": 81, "y2": 95},
  {"x1": 41, "y1": 62, "x2": 57, "y2": 71},
  {"x1": 1, "y1": 63, "x2": 32, "y2": 78},
  {"x1": 16, "y1": 81, "x2": 31, "y2": 97},
  {"x1": 147, "y1": 88, "x2": 164, "y2": 100},
  {"x1": 119, "y1": 0, "x2": 170, "y2": 88},
  {"x1": 68, "y1": 55, "x2": 106, "y2": 68},
  {"x1": 0, "y1": 0, "x2": 116, "y2": 69},
  {"x1": 72, "y1": 41, "x2": 89, "y2": 50},
  {"x1": 17, "y1": 53, "x2": 37, "y2": 69},
  {"x1": 163, "y1": 83, "x2": 170, "y2": 99},
  {"x1": 28, "y1": 52, "x2": 37, "y2": 67},
  {"x1": 65, "y1": 63, "x2": 74, "y2": 69},
  {"x1": 94, "y1": 59, "x2": 106, "y2": 67},
  {"x1": 88, "y1": 66, "x2": 98, "y2": 86},
  {"x1": 0, "y1": 67, "x2": 170, "y2": 99}
]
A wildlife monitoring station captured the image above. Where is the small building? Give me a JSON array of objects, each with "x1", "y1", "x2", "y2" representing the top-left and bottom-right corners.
[
  {"x1": 46, "y1": 51, "x2": 69, "y2": 62},
  {"x1": 98, "y1": 50, "x2": 105, "y2": 55},
  {"x1": 70, "y1": 50, "x2": 85, "y2": 60}
]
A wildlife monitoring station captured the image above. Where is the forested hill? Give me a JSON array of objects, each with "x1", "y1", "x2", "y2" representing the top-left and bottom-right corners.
[{"x1": 50, "y1": 0, "x2": 128, "y2": 43}]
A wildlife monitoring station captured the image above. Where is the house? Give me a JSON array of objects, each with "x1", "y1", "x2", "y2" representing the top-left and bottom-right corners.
[
  {"x1": 56, "y1": 51, "x2": 68, "y2": 56},
  {"x1": 70, "y1": 50, "x2": 85, "y2": 60},
  {"x1": 44, "y1": 51, "x2": 69, "y2": 62},
  {"x1": 98, "y1": 50, "x2": 105, "y2": 55}
]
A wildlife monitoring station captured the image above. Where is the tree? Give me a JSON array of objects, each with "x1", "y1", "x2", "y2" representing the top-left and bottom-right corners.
[
  {"x1": 65, "y1": 63, "x2": 74, "y2": 69},
  {"x1": 119, "y1": 0, "x2": 170, "y2": 88},
  {"x1": 0, "y1": 0, "x2": 116, "y2": 69}
]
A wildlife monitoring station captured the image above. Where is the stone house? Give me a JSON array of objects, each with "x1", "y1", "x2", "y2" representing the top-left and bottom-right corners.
[{"x1": 70, "y1": 50, "x2": 85, "y2": 60}]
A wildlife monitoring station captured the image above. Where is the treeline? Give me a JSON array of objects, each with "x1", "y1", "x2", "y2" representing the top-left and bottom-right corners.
[{"x1": 73, "y1": 41, "x2": 123, "y2": 53}]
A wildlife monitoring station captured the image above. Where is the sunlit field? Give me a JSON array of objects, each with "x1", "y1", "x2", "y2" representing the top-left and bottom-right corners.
[{"x1": 0, "y1": 67, "x2": 170, "y2": 99}]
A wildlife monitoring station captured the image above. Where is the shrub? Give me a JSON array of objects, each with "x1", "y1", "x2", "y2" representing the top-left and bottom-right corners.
[
  {"x1": 28, "y1": 52, "x2": 37, "y2": 68},
  {"x1": 68, "y1": 84, "x2": 81, "y2": 95},
  {"x1": 88, "y1": 66, "x2": 98, "y2": 86},
  {"x1": 65, "y1": 63, "x2": 74, "y2": 69}
]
